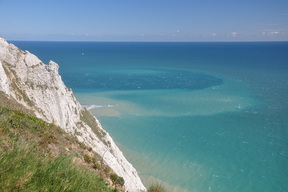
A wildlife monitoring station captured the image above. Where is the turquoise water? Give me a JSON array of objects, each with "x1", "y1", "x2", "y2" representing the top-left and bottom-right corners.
[{"x1": 13, "y1": 41, "x2": 288, "y2": 192}]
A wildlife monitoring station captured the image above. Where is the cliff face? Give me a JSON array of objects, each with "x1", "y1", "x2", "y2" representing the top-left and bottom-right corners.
[{"x1": 0, "y1": 37, "x2": 146, "y2": 192}]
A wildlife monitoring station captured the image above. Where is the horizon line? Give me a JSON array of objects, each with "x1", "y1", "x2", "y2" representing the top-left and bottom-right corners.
[{"x1": 7, "y1": 39, "x2": 288, "y2": 43}]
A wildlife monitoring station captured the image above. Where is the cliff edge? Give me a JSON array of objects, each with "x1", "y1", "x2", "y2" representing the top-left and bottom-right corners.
[{"x1": 0, "y1": 37, "x2": 146, "y2": 192}]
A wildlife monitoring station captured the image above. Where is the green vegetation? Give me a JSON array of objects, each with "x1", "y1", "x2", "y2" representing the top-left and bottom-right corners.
[
  {"x1": 110, "y1": 173, "x2": 125, "y2": 189},
  {"x1": 0, "y1": 145, "x2": 111, "y2": 192},
  {"x1": 148, "y1": 184, "x2": 167, "y2": 192},
  {"x1": 84, "y1": 153, "x2": 93, "y2": 163},
  {"x1": 0, "y1": 106, "x2": 123, "y2": 192}
]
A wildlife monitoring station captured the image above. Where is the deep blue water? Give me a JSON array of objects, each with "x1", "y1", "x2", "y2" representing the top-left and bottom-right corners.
[{"x1": 12, "y1": 41, "x2": 288, "y2": 192}]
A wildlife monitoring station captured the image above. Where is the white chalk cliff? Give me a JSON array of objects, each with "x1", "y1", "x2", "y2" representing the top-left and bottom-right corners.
[{"x1": 0, "y1": 37, "x2": 146, "y2": 192}]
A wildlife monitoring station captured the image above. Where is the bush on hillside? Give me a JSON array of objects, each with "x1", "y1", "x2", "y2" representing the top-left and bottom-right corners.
[{"x1": 148, "y1": 183, "x2": 167, "y2": 192}]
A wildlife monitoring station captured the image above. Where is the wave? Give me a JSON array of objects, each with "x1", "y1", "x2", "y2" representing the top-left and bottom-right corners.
[{"x1": 83, "y1": 104, "x2": 115, "y2": 110}]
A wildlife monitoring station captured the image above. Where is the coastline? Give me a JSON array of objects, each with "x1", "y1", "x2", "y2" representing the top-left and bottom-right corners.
[{"x1": 0, "y1": 37, "x2": 146, "y2": 192}]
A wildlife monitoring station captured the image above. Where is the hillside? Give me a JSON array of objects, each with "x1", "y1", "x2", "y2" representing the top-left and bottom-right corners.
[
  {"x1": 0, "y1": 105, "x2": 122, "y2": 192},
  {"x1": 0, "y1": 37, "x2": 146, "y2": 192}
]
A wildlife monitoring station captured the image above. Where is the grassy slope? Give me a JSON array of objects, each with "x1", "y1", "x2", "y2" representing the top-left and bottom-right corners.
[{"x1": 0, "y1": 104, "x2": 122, "y2": 192}]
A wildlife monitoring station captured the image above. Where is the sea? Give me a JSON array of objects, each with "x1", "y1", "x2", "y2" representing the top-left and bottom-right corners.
[{"x1": 12, "y1": 41, "x2": 288, "y2": 192}]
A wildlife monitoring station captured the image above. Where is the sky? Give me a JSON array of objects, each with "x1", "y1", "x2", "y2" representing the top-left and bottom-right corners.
[{"x1": 0, "y1": 0, "x2": 288, "y2": 41}]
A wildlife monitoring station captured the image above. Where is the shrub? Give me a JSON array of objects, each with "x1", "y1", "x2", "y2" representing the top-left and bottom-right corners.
[
  {"x1": 148, "y1": 183, "x2": 166, "y2": 192},
  {"x1": 93, "y1": 162, "x2": 100, "y2": 170},
  {"x1": 83, "y1": 154, "x2": 93, "y2": 163},
  {"x1": 110, "y1": 173, "x2": 125, "y2": 189}
]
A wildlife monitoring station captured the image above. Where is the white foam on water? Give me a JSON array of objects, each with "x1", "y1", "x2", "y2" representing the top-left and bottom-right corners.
[{"x1": 84, "y1": 104, "x2": 116, "y2": 110}]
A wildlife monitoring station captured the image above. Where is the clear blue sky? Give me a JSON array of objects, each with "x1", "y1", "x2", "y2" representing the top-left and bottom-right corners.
[{"x1": 1, "y1": 0, "x2": 288, "y2": 41}]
